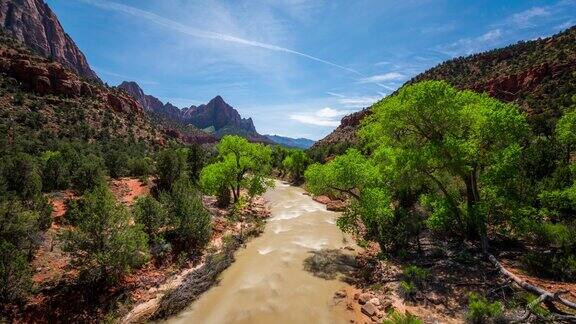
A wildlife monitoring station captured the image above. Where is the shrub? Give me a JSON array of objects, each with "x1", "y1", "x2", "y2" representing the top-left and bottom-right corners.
[
  {"x1": 0, "y1": 241, "x2": 32, "y2": 302},
  {"x1": 466, "y1": 292, "x2": 503, "y2": 324},
  {"x1": 133, "y1": 195, "x2": 169, "y2": 242},
  {"x1": 383, "y1": 311, "x2": 422, "y2": 324},
  {"x1": 41, "y1": 150, "x2": 70, "y2": 191},
  {"x1": 156, "y1": 149, "x2": 187, "y2": 191},
  {"x1": 62, "y1": 186, "x2": 149, "y2": 283},
  {"x1": 523, "y1": 222, "x2": 576, "y2": 281},
  {"x1": 162, "y1": 178, "x2": 212, "y2": 253},
  {"x1": 403, "y1": 265, "x2": 430, "y2": 286},
  {"x1": 71, "y1": 155, "x2": 106, "y2": 193}
]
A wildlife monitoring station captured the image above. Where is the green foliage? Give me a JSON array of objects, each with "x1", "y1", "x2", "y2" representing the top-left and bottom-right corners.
[
  {"x1": 156, "y1": 148, "x2": 188, "y2": 191},
  {"x1": 281, "y1": 149, "x2": 310, "y2": 183},
  {"x1": 382, "y1": 311, "x2": 422, "y2": 324},
  {"x1": 200, "y1": 135, "x2": 273, "y2": 203},
  {"x1": 161, "y1": 178, "x2": 212, "y2": 252},
  {"x1": 133, "y1": 195, "x2": 169, "y2": 242},
  {"x1": 41, "y1": 150, "x2": 70, "y2": 191},
  {"x1": 62, "y1": 186, "x2": 149, "y2": 283},
  {"x1": 71, "y1": 154, "x2": 106, "y2": 193},
  {"x1": 523, "y1": 222, "x2": 576, "y2": 281},
  {"x1": 0, "y1": 199, "x2": 41, "y2": 252},
  {"x1": 0, "y1": 240, "x2": 32, "y2": 303},
  {"x1": 360, "y1": 80, "x2": 528, "y2": 243},
  {"x1": 556, "y1": 110, "x2": 576, "y2": 148},
  {"x1": 403, "y1": 265, "x2": 430, "y2": 286},
  {"x1": 466, "y1": 292, "x2": 503, "y2": 324},
  {"x1": 305, "y1": 148, "x2": 379, "y2": 199},
  {"x1": 399, "y1": 265, "x2": 429, "y2": 299}
]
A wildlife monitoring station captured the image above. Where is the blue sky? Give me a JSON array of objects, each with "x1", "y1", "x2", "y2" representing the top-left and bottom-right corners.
[{"x1": 47, "y1": 0, "x2": 576, "y2": 140}]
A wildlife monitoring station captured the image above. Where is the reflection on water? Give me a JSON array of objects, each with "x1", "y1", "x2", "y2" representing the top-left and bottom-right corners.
[{"x1": 166, "y1": 181, "x2": 356, "y2": 324}]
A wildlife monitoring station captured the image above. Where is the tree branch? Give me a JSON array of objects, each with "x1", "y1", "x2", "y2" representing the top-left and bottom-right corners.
[{"x1": 488, "y1": 254, "x2": 576, "y2": 312}]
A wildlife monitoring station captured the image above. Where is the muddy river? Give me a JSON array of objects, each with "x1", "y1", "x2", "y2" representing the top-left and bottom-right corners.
[{"x1": 166, "y1": 181, "x2": 355, "y2": 324}]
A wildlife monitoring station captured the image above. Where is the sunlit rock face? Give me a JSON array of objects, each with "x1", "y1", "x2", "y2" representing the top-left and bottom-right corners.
[{"x1": 0, "y1": 0, "x2": 100, "y2": 81}]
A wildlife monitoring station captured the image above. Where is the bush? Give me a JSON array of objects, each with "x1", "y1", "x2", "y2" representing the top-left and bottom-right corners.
[
  {"x1": 0, "y1": 241, "x2": 32, "y2": 303},
  {"x1": 41, "y1": 150, "x2": 70, "y2": 191},
  {"x1": 156, "y1": 149, "x2": 187, "y2": 191},
  {"x1": 133, "y1": 195, "x2": 169, "y2": 242},
  {"x1": 62, "y1": 186, "x2": 149, "y2": 283},
  {"x1": 128, "y1": 157, "x2": 153, "y2": 178},
  {"x1": 162, "y1": 178, "x2": 212, "y2": 253},
  {"x1": 524, "y1": 222, "x2": 576, "y2": 281},
  {"x1": 466, "y1": 292, "x2": 503, "y2": 324},
  {"x1": 382, "y1": 311, "x2": 422, "y2": 324},
  {"x1": 71, "y1": 155, "x2": 106, "y2": 193}
]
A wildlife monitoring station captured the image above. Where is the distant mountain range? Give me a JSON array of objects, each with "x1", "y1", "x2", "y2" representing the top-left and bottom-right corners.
[
  {"x1": 264, "y1": 135, "x2": 315, "y2": 149},
  {"x1": 117, "y1": 81, "x2": 271, "y2": 143}
]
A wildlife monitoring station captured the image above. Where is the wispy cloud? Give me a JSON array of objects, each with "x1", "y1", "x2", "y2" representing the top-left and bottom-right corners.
[
  {"x1": 511, "y1": 7, "x2": 550, "y2": 28},
  {"x1": 435, "y1": 29, "x2": 503, "y2": 56},
  {"x1": 290, "y1": 107, "x2": 352, "y2": 127},
  {"x1": 435, "y1": 1, "x2": 576, "y2": 58},
  {"x1": 78, "y1": 0, "x2": 362, "y2": 76},
  {"x1": 359, "y1": 72, "x2": 406, "y2": 84},
  {"x1": 326, "y1": 92, "x2": 382, "y2": 108}
]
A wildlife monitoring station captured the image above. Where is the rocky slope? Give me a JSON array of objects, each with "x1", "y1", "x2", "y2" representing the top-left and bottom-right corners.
[
  {"x1": 0, "y1": 31, "x2": 176, "y2": 147},
  {"x1": 118, "y1": 81, "x2": 270, "y2": 143},
  {"x1": 312, "y1": 26, "x2": 576, "y2": 154},
  {"x1": 0, "y1": 0, "x2": 99, "y2": 81},
  {"x1": 264, "y1": 135, "x2": 315, "y2": 149}
]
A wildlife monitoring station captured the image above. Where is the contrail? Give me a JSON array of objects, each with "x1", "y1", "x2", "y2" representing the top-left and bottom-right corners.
[{"x1": 78, "y1": 0, "x2": 363, "y2": 76}]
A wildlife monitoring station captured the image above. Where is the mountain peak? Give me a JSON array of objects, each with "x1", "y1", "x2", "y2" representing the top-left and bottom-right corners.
[
  {"x1": 208, "y1": 95, "x2": 226, "y2": 106},
  {"x1": 0, "y1": 0, "x2": 100, "y2": 81}
]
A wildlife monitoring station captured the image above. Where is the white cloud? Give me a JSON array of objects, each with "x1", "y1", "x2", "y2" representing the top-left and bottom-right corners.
[
  {"x1": 359, "y1": 72, "x2": 405, "y2": 83},
  {"x1": 78, "y1": 0, "x2": 362, "y2": 76},
  {"x1": 290, "y1": 107, "x2": 351, "y2": 127},
  {"x1": 435, "y1": 29, "x2": 503, "y2": 56},
  {"x1": 511, "y1": 7, "x2": 550, "y2": 28},
  {"x1": 326, "y1": 92, "x2": 383, "y2": 108}
]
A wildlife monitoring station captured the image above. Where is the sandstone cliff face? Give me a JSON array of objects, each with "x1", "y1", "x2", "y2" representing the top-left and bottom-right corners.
[
  {"x1": 0, "y1": 0, "x2": 99, "y2": 80},
  {"x1": 0, "y1": 44, "x2": 139, "y2": 114}
]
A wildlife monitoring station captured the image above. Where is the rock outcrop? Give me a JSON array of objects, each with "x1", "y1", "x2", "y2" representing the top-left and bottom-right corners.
[
  {"x1": 118, "y1": 81, "x2": 270, "y2": 143},
  {"x1": 0, "y1": 0, "x2": 99, "y2": 81}
]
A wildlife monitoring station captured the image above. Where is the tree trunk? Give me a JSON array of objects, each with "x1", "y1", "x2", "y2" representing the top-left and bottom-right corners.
[{"x1": 464, "y1": 170, "x2": 488, "y2": 253}]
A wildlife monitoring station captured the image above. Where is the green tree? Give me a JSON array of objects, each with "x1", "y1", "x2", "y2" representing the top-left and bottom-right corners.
[
  {"x1": 41, "y1": 150, "x2": 70, "y2": 191},
  {"x1": 360, "y1": 80, "x2": 528, "y2": 251},
  {"x1": 161, "y1": 178, "x2": 211, "y2": 252},
  {"x1": 133, "y1": 195, "x2": 169, "y2": 242},
  {"x1": 62, "y1": 186, "x2": 149, "y2": 283},
  {"x1": 200, "y1": 135, "x2": 273, "y2": 204},
  {"x1": 305, "y1": 148, "x2": 379, "y2": 200},
  {"x1": 0, "y1": 241, "x2": 32, "y2": 303},
  {"x1": 71, "y1": 154, "x2": 106, "y2": 193},
  {"x1": 156, "y1": 148, "x2": 187, "y2": 191},
  {"x1": 282, "y1": 149, "x2": 310, "y2": 184}
]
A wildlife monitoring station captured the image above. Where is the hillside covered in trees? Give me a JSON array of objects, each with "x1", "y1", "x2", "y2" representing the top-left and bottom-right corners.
[{"x1": 311, "y1": 26, "x2": 576, "y2": 159}]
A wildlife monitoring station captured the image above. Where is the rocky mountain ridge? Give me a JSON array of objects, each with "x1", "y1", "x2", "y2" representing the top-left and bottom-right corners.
[
  {"x1": 0, "y1": 0, "x2": 99, "y2": 81},
  {"x1": 264, "y1": 135, "x2": 315, "y2": 149},
  {"x1": 117, "y1": 81, "x2": 271, "y2": 143},
  {"x1": 312, "y1": 25, "x2": 576, "y2": 154}
]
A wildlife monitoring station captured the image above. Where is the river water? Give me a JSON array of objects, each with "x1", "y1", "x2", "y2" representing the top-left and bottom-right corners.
[{"x1": 166, "y1": 181, "x2": 355, "y2": 324}]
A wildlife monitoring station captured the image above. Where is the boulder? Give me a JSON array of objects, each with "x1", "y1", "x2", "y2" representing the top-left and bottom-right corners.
[
  {"x1": 361, "y1": 302, "x2": 377, "y2": 317},
  {"x1": 327, "y1": 199, "x2": 347, "y2": 212},
  {"x1": 313, "y1": 195, "x2": 331, "y2": 204},
  {"x1": 358, "y1": 292, "x2": 373, "y2": 305}
]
